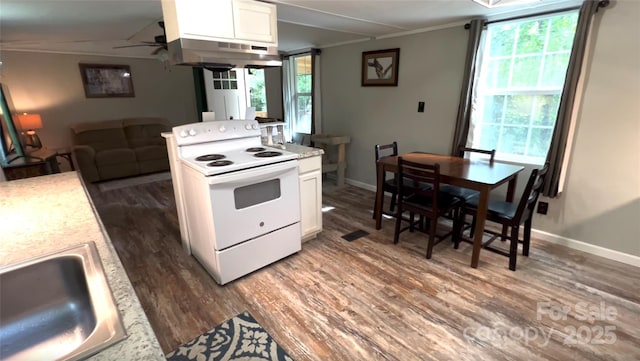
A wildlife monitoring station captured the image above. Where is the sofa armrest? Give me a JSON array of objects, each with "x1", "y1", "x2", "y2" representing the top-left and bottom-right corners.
[{"x1": 72, "y1": 145, "x2": 100, "y2": 182}]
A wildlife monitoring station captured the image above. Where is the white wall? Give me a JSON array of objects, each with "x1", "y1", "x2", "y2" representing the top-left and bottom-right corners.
[
  {"x1": 320, "y1": 1, "x2": 640, "y2": 257},
  {"x1": 0, "y1": 51, "x2": 198, "y2": 153},
  {"x1": 321, "y1": 26, "x2": 468, "y2": 184},
  {"x1": 533, "y1": 0, "x2": 640, "y2": 256}
]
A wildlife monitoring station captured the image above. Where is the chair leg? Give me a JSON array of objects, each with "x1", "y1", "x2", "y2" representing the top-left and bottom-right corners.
[
  {"x1": 508, "y1": 226, "x2": 519, "y2": 271},
  {"x1": 409, "y1": 212, "x2": 415, "y2": 232},
  {"x1": 393, "y1": 208, "x2": 402, "y2": 244},
  {"x1": 469, "y1": 215, "x2": 476, "y2": 236},
  {"x1": 501, "y1": 225, "x2": 508, "y2": 242},
  {"x1": 452, "y1": 209, "x2": 462, "y2": 249},
  {"x1": 426, "y1": 216, "x2": 438, "y2": 259},
  {"x1": 373, "y1": 192, "x2": 385, "y2": 219},
  {"x1": 523, "y1": 217, "x2": 532, "y2": 256},
  {"x1": 389, "y1": 192, "x2": 397, "y2": 213}
]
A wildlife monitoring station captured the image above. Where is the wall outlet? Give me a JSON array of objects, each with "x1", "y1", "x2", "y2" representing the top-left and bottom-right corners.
[
  {"x1": 418, "y1": 101, "x2": 425, "y2": 113},
  {"x1": 537, "y1": 201, "x2": 548, "y2": 215}
]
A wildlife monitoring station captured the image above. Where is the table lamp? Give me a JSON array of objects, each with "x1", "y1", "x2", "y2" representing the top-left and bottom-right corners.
[{"x1": 17, "y1": 113, "x2": 43, "y2": 149}]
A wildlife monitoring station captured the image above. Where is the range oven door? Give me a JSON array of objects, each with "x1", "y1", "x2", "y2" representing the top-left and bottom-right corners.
[{"x1": 207, "y1": 160, "x2": 300, "y2": 250}]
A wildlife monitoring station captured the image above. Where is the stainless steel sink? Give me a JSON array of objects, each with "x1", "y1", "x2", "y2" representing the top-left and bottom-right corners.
[{"x1": 0, "y1": 242, "x2": 127, "y2": 361}]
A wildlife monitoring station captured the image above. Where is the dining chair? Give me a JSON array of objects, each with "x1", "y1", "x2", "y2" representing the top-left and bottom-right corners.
[
  {"x1": 374, "y1": 142, "x2": 400, "y2": 215},
  {"x1": 456, "y1": 163, "x2": 549, "y2": 271},
  {"x1": 393, "y1": 158, "x2": 463, "y2": 259},
  {"x1": 440, "y1": 147, "x2": 496, "y2": 203}
]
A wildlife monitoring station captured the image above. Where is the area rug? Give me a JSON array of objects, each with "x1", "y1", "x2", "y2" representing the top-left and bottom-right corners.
[
  {"x1": 98, "y1": 171, "x2": 172, "y2": 192},
  {"x1": 165, "y1": 312, "x2": 294, "y2": 361}
]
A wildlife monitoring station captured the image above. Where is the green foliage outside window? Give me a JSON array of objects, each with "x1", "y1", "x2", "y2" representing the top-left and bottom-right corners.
[
  {"x1": 473, "y1": 11, "x2": 578, "y2": 162},
  {"x1": 248, "y1": 69, "x2": 267, "y2": 112}
]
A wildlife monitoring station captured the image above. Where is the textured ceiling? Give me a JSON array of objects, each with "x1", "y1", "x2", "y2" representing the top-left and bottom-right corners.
[{"x1": 0, "y1": 0, "x2": 582, "y2": 58}]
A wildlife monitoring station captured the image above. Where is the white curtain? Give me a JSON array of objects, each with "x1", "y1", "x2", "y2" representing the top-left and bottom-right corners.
[{"x1": 281, "y1": 58, "x2": 296, "y2": 142}]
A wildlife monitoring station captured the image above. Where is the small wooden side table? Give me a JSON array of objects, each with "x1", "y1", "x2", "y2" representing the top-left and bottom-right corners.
[
  {"x1": 311, "y1": 134, "x2": 351, "y2": 187},
  {"x1": 1, "y1": 149, "x2": 60, "y2": 181},
  {"x1": 53, "y1": 148, "x2": 75, "y2": 171}
]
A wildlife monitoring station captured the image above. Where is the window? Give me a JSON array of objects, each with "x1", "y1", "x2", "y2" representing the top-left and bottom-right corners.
[
  {"x1": 469, "y1": 11, "x2": 578, "y2": 163},
  {"x1": 212, "y1": 70, "x2": 238, "y2": 90},
  {"x1": 290, "y1": 54, "x2": 312, "y2": 134},
  {"x1": 247, "y1": 69, "x2": 267, "y2": 117}
]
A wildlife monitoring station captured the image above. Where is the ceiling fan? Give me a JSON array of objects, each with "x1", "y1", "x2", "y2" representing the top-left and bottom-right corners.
[{"x1": 113, "y1": 21, "x2": 167, "y2": 55}]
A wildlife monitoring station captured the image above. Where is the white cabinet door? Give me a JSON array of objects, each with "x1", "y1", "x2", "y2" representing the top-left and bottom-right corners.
[
  {"x1": 298, "y1": 156, "x2": 322, "y2": 241},
  {"x1": 163, "y1": 0, "x2": 276, "y2": 44},
  {"x1": 164, "y1": 0, "x2": 234, "y2": 41},
  {"x1": 232, "y1": 0, "x2": 278, "y2": 44}
]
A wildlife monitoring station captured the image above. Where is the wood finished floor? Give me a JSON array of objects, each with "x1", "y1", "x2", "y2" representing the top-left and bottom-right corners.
[{"x1": 87, "y1": 178, "x2": 640, "y2": 361}]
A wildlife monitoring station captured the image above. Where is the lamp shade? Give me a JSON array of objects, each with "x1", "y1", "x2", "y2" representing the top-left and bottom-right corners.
[{"x1": 17, "y1": 113, "x2": 43, "y2": 130}]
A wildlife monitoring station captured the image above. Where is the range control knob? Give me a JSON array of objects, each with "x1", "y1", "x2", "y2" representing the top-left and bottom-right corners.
[
  {"x1": 188, "y1": 129, "x2": 197, "y2": 136},
  {"x1": 252, "y1": 124, "x2": 259, "y2": 130},
  {"x1": 179, "y1": 130, "x2": 188, "y2": 138},
  {"x1": 245, "y1": 123, "x2": 252, "y2": 130},
  {"x1": 219, "y1": 125, "x2": 226, "y2": 133}
]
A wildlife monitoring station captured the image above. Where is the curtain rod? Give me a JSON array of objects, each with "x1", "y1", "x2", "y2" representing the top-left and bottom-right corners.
[{"x1": 464, "y1": 0, "x2": 609, "y2": 29}]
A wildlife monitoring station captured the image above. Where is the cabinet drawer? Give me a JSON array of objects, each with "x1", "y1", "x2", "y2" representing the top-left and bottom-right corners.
[{"x1": 298, "y1": 156, "x2": 321, "y2": 174}]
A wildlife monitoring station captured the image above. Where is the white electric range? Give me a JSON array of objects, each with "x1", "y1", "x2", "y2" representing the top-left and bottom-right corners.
[{"x1": 169, "y1": 120, "x2": 301, "y2": 285}]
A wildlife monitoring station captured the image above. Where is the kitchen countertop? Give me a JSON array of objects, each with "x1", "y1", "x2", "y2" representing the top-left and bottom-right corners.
[
  {"x1": 283, "y1": 143, "x2": 324, "y2": 159},
  {"x1": 0, "y1": 172, "x2": 165, "y2": 360}
]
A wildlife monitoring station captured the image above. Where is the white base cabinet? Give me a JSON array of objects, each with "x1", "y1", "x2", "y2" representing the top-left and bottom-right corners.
[{"x1": 298, "y1": 156, "x2": 323, "y2": 242}]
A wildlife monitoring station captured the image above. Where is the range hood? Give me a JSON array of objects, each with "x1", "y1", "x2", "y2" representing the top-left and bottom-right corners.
[{"x1": 167, "y1": 38, "x2": 282, "y2": 71}]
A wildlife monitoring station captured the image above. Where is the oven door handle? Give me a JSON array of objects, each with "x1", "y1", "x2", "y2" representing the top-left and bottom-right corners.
[{"x1": 207, "y1": 161, "x2": 298, "y2": 185}]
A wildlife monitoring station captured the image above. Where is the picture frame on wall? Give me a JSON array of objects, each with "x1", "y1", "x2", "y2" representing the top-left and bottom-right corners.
[
  {"x1": 79, "y1": 63, "x2": 135, "y2": 98},
  {"x1": 361, "y1": 48, "x2": 400, "y2": 86}
]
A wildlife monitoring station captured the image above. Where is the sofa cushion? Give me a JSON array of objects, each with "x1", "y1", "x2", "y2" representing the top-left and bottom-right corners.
[
  {"x1": 123, "y1": 118, "x2": 171, "y2": 148},
  {"x1": 95, "y1": 148, "x2": 137, "y2": 167},
  {"x1": 134, "y1": 145, "x2": 168, "y2": 162},
  {"x1": 73, "y1": 126, "x2": 128, "y2": 152}
]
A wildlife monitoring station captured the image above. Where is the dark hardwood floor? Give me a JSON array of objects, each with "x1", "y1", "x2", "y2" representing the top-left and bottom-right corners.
[{"x1": 86, "y1": 178, "x2": 640, "y2": 361}]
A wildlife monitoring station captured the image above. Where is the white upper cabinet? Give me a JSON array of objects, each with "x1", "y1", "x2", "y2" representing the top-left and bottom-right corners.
[
  {"x1": 232, "y1": 1, "x2": 277, "y2": 43},
  {"x1": 162, "y1": 0, "x2": 277, "y2": 45}
]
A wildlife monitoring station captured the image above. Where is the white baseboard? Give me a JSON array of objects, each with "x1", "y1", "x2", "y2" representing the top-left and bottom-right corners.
[
  {"x1": 345, "y1": 177, "x2": 640, "y2": 268},
  {"x1": 345, "y1": 178, "x2": 375, "y2": 192},
  {"x1": 530, "y1": 229, "x2": 640, "y2": 268}
]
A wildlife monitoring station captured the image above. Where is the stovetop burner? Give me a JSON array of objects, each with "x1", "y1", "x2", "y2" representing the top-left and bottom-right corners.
[
  {"x1": 207, "y1": 160, "x2": 234, "y2": 167},
  {"x1": 196, "y1": 154, "x2": 226, "y2": 161},
  {"x1": 246, "y1": 147, "x2": 266, "y2": 152},
  {"x1": 254, "y1": 151, "x2": 283, "y2": 158}
]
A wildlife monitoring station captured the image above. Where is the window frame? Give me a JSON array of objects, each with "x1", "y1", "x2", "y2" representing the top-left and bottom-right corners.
[
  {"x1": 469, "y1": 10, "x2": 579, "y2": 164},
  {"x1": 289, "y1": 54, "x2": 313, "y2": 135}
]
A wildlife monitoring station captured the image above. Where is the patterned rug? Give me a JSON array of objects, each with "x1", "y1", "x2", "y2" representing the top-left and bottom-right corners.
[{"x1": 166, "y1": 312, "x2": 294, "y2": 361}]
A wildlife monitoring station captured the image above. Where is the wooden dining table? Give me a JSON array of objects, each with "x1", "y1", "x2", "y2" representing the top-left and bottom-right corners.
[{"x1": 374, "y1": 152, "x2": 524, "y2": 268}]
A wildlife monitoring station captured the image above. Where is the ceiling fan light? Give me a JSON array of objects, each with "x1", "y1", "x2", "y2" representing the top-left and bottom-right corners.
[{"x1": 472, "y1": 0, "x2": 542, "y2": 8}]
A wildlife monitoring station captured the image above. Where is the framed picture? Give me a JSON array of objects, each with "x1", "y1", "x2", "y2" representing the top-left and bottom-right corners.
[
  {"x1": 361, "y1": 48, "x2": 400, "y2": 86},
  {"x1": 79, "y1": 63, "x2": 135, "y2": 98}
]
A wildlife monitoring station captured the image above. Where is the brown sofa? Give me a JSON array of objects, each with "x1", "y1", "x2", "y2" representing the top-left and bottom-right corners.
[{"x1": 71, "y1": 117, "x2": 171, "y2": 182}]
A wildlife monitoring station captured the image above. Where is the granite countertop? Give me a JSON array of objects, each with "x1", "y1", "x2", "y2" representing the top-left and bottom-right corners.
[
  {"x1": 283, "y1": 143, "x2": 324, "y2": 159},
  {"x1": 0, "y1": 172, "x2": 165, "y2": 360}
]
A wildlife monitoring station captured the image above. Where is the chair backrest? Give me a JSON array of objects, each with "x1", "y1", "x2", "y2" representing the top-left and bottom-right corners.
[
  {"x1": 458, "y1": 147, "x2": 495, "y2": 162},
  {"x1": 513, "y1": 162, "x2": 550, "y2": 223},
  {"x1": 375, "y1": 141, "x2": 398, "y2": 161},
  {"x1": 397, "y1": 157, "x2": 441, "y2": 210}
]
